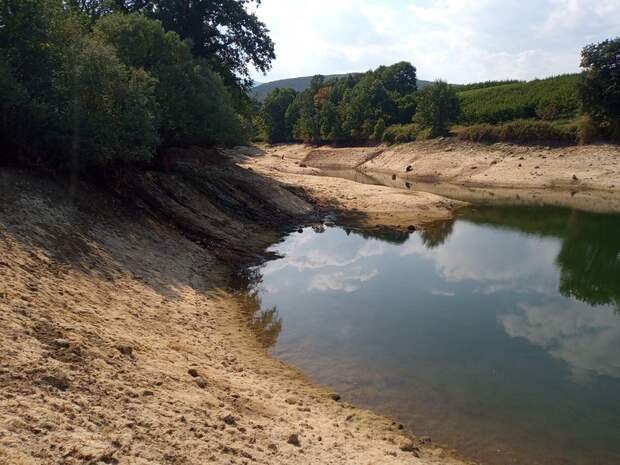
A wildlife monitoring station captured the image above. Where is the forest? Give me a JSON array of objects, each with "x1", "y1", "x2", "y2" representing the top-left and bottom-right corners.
[{"x1": 1, "y1": 0, "x2": 619, "y2": 174}]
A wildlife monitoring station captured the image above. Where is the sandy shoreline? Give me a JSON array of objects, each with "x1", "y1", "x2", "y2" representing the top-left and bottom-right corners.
[{"x1": 240, "y1": 140, "x2": 620, "y2": 217}]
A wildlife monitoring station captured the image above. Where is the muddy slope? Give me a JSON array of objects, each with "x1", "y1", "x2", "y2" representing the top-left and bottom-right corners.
[{"x1": 0, "y1": 158, "x2": 466, "y2": 465}]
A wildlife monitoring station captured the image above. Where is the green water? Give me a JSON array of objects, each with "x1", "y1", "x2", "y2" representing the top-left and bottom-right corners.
[{"x1": 244, "y1": 206, "x2": 620, "y2": 465}]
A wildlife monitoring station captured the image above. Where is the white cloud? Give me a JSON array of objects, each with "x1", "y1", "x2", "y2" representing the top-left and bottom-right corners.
[
  {"x1": 251, "y1": 0, "x2": 620, "y2": 83},
  {"x1": 500, "y1": 301, "x2": 620, "y2": 380},
  {"x1": 309, "y1": 268, "x2": 378, "y2": 293}
]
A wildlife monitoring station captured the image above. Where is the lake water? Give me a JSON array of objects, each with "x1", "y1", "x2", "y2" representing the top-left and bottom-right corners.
[{"x1": 243, "y1": 205, "x2": 620, "y2": 465}]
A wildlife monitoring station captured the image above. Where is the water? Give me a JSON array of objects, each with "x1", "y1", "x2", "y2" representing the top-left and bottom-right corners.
[{"x1": 243, "y1": 206, "x2": 620, "y2": 465}]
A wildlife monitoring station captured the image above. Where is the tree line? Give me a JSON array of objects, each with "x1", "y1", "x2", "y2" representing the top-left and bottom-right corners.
[
  {"x1": 259, "y1": 38, "x2": 620, "y2": 145},
  {"x1": 0, "y1": 0, "x2": 273, "y2": 171},
  {"x1": 259, "y1": 62, "x2": 461, "y2": 145}
]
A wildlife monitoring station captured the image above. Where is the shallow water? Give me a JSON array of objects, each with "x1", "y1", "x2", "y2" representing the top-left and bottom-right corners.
[{"x1": 245, "y1": 206, "x2": 620, "y2": 465}]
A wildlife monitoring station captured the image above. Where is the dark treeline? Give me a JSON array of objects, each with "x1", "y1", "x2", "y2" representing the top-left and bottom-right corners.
[{"x1": 0, "y1": 0, "x2": 273, "y2": 171}]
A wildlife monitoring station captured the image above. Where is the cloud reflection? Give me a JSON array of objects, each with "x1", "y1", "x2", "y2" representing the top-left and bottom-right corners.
[
  {"x1": 309, "y1": 268, "x2": 378, "y2": 293},
  {"x1": 500, "y1": 301, "x2": 620, "y2": 380}
]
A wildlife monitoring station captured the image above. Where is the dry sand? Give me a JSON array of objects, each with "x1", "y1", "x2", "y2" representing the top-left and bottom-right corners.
[{"x1": 0, "y1": 167, "x2": 467, "y2": 465}]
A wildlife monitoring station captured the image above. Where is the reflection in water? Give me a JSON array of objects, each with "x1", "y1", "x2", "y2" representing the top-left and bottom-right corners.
[
  {"x1": 248, "y1": 205, "x2": 620, "y2": 465},
  {"x1": 235, "y1": 270, "x2": 282, "y2": 349},
  {"x1": 461, "y1": 206, "x2": 620, "y2": 310},
  {"x1": 500, "y1": 300, "x2": 620, "y2": 380}
]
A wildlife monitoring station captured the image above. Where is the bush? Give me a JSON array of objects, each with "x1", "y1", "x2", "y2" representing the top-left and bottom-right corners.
[
  {"x1": 382, "y1": 123, "x2": 419, "y2": 144},
  {"x1": 457, "y1": 120, "x2": 575, "y2": 144}
]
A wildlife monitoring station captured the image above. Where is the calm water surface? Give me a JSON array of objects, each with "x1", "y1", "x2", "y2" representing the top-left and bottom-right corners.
[{"x1": 244, "y1": 206, "x2": 620, "y2": 465}]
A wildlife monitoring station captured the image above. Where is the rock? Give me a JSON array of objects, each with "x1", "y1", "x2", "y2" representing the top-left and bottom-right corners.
[
  {"x1": 572, "y1": 174, "x2": 579, "y2": 181},
  {"x1": 407, "y1": 225, "x2": 416, "y2": 232},
  {"x1": 143, "y1": 390, "x2": 154, "y2": 396},
  {"x1": 285, "y1": 397, "x2": 298, "y2": 405},
  {"x1": 329, "y1": 393, "x2": 341, "y2": 402},
  {"x1": 287, "y1": 434, "x2": 301, "y2": 447},
  {"x1": 400, "y1": 440, "x2": 420, "y2": 456},
  {"x1": 299, "y1": 163, "x2": 307, "y2": 168},
  {"x1": 392, "y1": 174, "x2": 397, "y2": 180},
  {"x1": 53, "y1": 338, "x2": 71, "y2": 348},
  {"x1": 297, "y1": 228, "x2": 303, "y2": 233},
  {"x1": 188, "y1": 368, "x2": 199, "y2": 378},
  {"x1": 267, "y1": 443, "x2": 278, "y2": 453},
  {"x1": 471, "y1": 166, "x2": 477, "y2": 169},
  {"x1": 116, "y1": 345, "x2": 133, "y2": 357},
  {"x1": 222, "y1": 415, "x2": 237, "y2": 426},
  {"x1": 406, "y1": 165, "x2": 413, "y2": 172},
  {"x1": 345, "y1": 414, "x2": 354, "y2": 422},
  {"x1": 195, "y1": 377, "x2": 208, "y2": 389},
  {"x1": 41, "y1": 374, "x2": 70, "y2": 391}
]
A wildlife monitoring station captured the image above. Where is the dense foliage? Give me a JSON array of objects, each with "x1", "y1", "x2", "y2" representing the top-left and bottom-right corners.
[
  {"x1": 414, "y1": 80, "x2": 460, "y2": 137},
  {"x1": 258, "y1": 62, "x2": 418, "y2": 145},
  {"x1": 579, "y1": 37, "x2": 620, "y2": 140},
  {"x1": 0, "y1": 0, "x2": 267, "y2": 170}
]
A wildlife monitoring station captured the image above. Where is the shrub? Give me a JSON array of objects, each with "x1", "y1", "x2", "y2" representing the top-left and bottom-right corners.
[
  {"x1": 457, "y1": 120, "x2": 575, "y2": 144},
  {"x1": 573, "y1": 115, "x2": 600, "y2": 145},
  {"x1": 382, "y1": 123, "x2": 419, "y2": 144}
]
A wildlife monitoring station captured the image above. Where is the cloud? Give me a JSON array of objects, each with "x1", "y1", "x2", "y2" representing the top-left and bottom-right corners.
[
  {"x1": 309, "y1": 268, "x2": 378, "y2": 293},
  {"x1": 251, "y1": 0, "x2": 620, "y2": 83},
  {"x1": 500, "y1": 301, "x2": 620, "y2": 380},
  {"x1": 400, "y1": 222, "x2": 561, "y2": 294}
]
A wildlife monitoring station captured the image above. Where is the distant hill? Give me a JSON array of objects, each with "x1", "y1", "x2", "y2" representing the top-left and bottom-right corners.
[{"x1": 252, "y1": 74, "x2": 433, "y2": 101}]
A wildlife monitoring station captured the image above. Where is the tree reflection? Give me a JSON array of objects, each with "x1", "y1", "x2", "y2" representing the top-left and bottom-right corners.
[
  {"x1": 419, "y1": 220, "x2": 455, "y2": 249},
  {"x1": 462, "y1": 206, "x2": 620, "y2": 312},
  {"x1": 345, "y1": 227, "x2": 411, "y2": 245},
  {"x1": 233, "y1": 270, "x2": 283, "y2": 348},
  {"x1": 557, "y1": 211, "x2": 620, "y2": 312}
]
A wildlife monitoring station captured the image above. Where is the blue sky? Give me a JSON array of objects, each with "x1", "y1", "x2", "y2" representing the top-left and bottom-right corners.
[{"x1": 250, "y1": 0, "x2": 620, "y2": 84}]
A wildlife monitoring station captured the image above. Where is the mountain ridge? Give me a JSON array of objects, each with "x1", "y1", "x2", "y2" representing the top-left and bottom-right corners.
[{"x1": 252, "y1": 74, "x2": 433, "y2": 101}]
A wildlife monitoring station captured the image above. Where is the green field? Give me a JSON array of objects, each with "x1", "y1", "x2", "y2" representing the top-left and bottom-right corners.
[{"x1": 457, "y1": 74, "x2": 580, "y2": 124}]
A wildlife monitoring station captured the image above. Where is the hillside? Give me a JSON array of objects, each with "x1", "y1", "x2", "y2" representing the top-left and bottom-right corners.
[
  {"x1": 457, "y1": 74, "x2": 581, "y2": 124},
  {"x1": 252, "y1": 74, "x2": 432, "y2": 101}
]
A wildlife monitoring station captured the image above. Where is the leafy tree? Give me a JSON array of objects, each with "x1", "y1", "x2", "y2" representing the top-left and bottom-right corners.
[
  {"x1": 372, "y1": 118, "x2": 386, "y2": 142},
  {"x1": 415, "y1": 80, "x2": 460, "y2": 137},
  {"x1": 58, "y1": 36, "x2": 160, "y2": 167},
  {"x1": 579, "y1": 37, "x2": 620, "y2": 139},
  {"x1": 377, "y1": 61, "x2": 417, "y2": 95},
  {"x1": 83, "y1": 0, "x2": 275, "y2": 89},
  {"x1": 94, "y1": 13, "x2": 246, "y2": 147},
  {"x1": 261, "y1": 88, "x2": 297, "y2": 143}
]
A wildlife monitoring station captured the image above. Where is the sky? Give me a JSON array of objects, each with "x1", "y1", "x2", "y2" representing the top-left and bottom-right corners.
[{"x1": 249, "y1": 0, "x2": 620, "y2": 84}]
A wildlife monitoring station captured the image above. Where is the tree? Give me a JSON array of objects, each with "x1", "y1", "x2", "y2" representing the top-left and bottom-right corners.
[
  {"x1": 58, "y1": 36, "x2": 160, "y2": 167},
  {"x1": 579, "y1": 37, "x2": 620, "y2": 139},
  {"x1": 261, "y1": 88, "x2": 297, "y2": 143},
  {"x1": 378, "y1": 61, "x2": 417, "y2": 95},
  {"x1": 82, "y1": 0, "x2": 273, "y2": 89},
  {"x1": 415, "y1": 80, "x2": 460, "y2": 137},
  {"x1": 94, "y1": 13, "x2": 246, "y2": 147}
]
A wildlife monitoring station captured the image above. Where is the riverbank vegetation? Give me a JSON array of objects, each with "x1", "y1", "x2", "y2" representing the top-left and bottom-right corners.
[{"x1": 0, "y1": 0, "x2": 273, "y2": 172}]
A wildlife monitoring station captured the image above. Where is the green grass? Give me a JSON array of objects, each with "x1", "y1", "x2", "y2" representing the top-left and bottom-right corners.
[{"x1": 457, "y1": 74, "x2": 581, "y2": 124}]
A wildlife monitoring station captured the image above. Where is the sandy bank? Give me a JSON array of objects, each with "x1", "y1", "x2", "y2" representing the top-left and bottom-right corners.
[
  {"x1": 242, "y1": 140, "x2": 620, "y2": 215},
  {"x1": 0, "y1": 163, "x2": 466, "y2": 465},
  {"x1": 236, "y1": 145, "x2": 465, "y2": 231}
]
